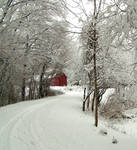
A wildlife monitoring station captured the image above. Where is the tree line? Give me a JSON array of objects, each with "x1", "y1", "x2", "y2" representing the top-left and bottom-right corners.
[{"x1": 0, "y1": 0, "x2": 71, "y2": 106}]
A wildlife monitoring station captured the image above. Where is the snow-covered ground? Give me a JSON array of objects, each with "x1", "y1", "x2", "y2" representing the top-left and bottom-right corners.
[{"x1": 0, "y1": 86, "x2": 137, "y2": 150}]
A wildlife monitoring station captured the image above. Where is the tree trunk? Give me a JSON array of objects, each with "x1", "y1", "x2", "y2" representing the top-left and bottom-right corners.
[
  {"x1": 91, "y1": 91, "x2": 95, "y2": 112},
  {"x1": 83, "y1": 88, "x2": 86, "y2": 99},
  {"x1": 39, "y1": 64, "x2": 46, "y2": 98},
  {"x1": 22, "y1": 64, "x2": 26, "y2": 101},
  {"x1": 87, "y1": 95, "x2": 90, "y2": 110},
  {"x1": 93, "y1": 0, "x2": 99, "y2": 127},
  {"x1": 8, "y1": 83, "x2": 16, "y2": 104},
  {"x1": 29, "y1": 78, "x2": 33, "y2": 100},
  {"x1": 22, "y1": 77, "x2": 26, "y2": 101},
  {"x1": 93, "y1": 28, "x2": 98, "y2": 127}
]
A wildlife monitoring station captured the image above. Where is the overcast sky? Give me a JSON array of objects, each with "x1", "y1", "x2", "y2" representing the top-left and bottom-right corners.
[{"x1": 65, "y1": 0, "x2": 93, "y2": 33}]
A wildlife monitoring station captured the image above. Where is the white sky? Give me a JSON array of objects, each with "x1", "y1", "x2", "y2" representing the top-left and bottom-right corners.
[{"x1": 65, "y1": 0, "x2": 93, "y2": 34}]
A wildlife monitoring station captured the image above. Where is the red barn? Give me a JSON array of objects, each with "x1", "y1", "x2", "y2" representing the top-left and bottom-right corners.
[{"x1": 51, "y1": 73, "x2": 67, "y2": 86}]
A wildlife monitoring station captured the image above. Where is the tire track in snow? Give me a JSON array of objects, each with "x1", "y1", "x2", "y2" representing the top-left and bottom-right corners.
[
  {"x1": 0, "y1": 100, "x2": 48, "y2": 150},
  {"x1": 27, "y1": 100, "x2": 57, "y2": 150},
  {"x1": 29, "y1": 102, "x2": 59, "y2": 150},
  {"x1": 0, "y1": 93, "x2": 83, "y2": 150},
  {"x1": 9, "y1": 102, "x2": 49, "y2": 150}
]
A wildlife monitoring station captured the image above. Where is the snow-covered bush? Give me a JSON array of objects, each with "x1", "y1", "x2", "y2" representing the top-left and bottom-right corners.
[{"x1": 100, "y1": 93, "x2": 137, "y2": 119}]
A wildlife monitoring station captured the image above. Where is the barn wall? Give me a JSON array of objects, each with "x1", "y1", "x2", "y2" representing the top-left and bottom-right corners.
[{"x1": 51, "y1": 73, "x2": 67, "y2": 86}]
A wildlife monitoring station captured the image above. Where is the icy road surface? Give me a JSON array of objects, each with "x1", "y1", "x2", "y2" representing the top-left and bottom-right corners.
[{"x1": 0, "y1": 87, "x2": 137, "y2": 150}]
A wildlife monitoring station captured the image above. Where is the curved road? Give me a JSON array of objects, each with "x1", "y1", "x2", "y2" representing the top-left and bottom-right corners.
[{"x1": 0, "y1": 91, "x2": 137, "y2": 150}]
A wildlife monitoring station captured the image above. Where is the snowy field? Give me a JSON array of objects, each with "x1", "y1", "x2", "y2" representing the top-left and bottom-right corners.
[{"x1": 0, "y1": 86, "x2": 137, "y2": 150}]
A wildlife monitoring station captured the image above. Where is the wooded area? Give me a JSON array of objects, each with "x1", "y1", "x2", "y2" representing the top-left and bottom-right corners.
[{"x1": 1, "y1": 0, "x2": 137, "y2": 127}]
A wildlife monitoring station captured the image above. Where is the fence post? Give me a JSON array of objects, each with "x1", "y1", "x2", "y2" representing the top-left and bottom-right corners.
[
  {"x1": 82, "y1": 88, "x2": 86, "y2": 111},
  {"x1": 83, "y1": 88, "x2": 86, "y2": 99},
  {"x1": 83, "y1": 101, "x2": 85, "y2": 111}
]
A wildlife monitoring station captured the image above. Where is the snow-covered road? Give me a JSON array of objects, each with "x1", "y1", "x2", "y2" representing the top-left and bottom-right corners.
[{"x1": 0, "y1": 88, "x2": 137, "y2": 150}]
